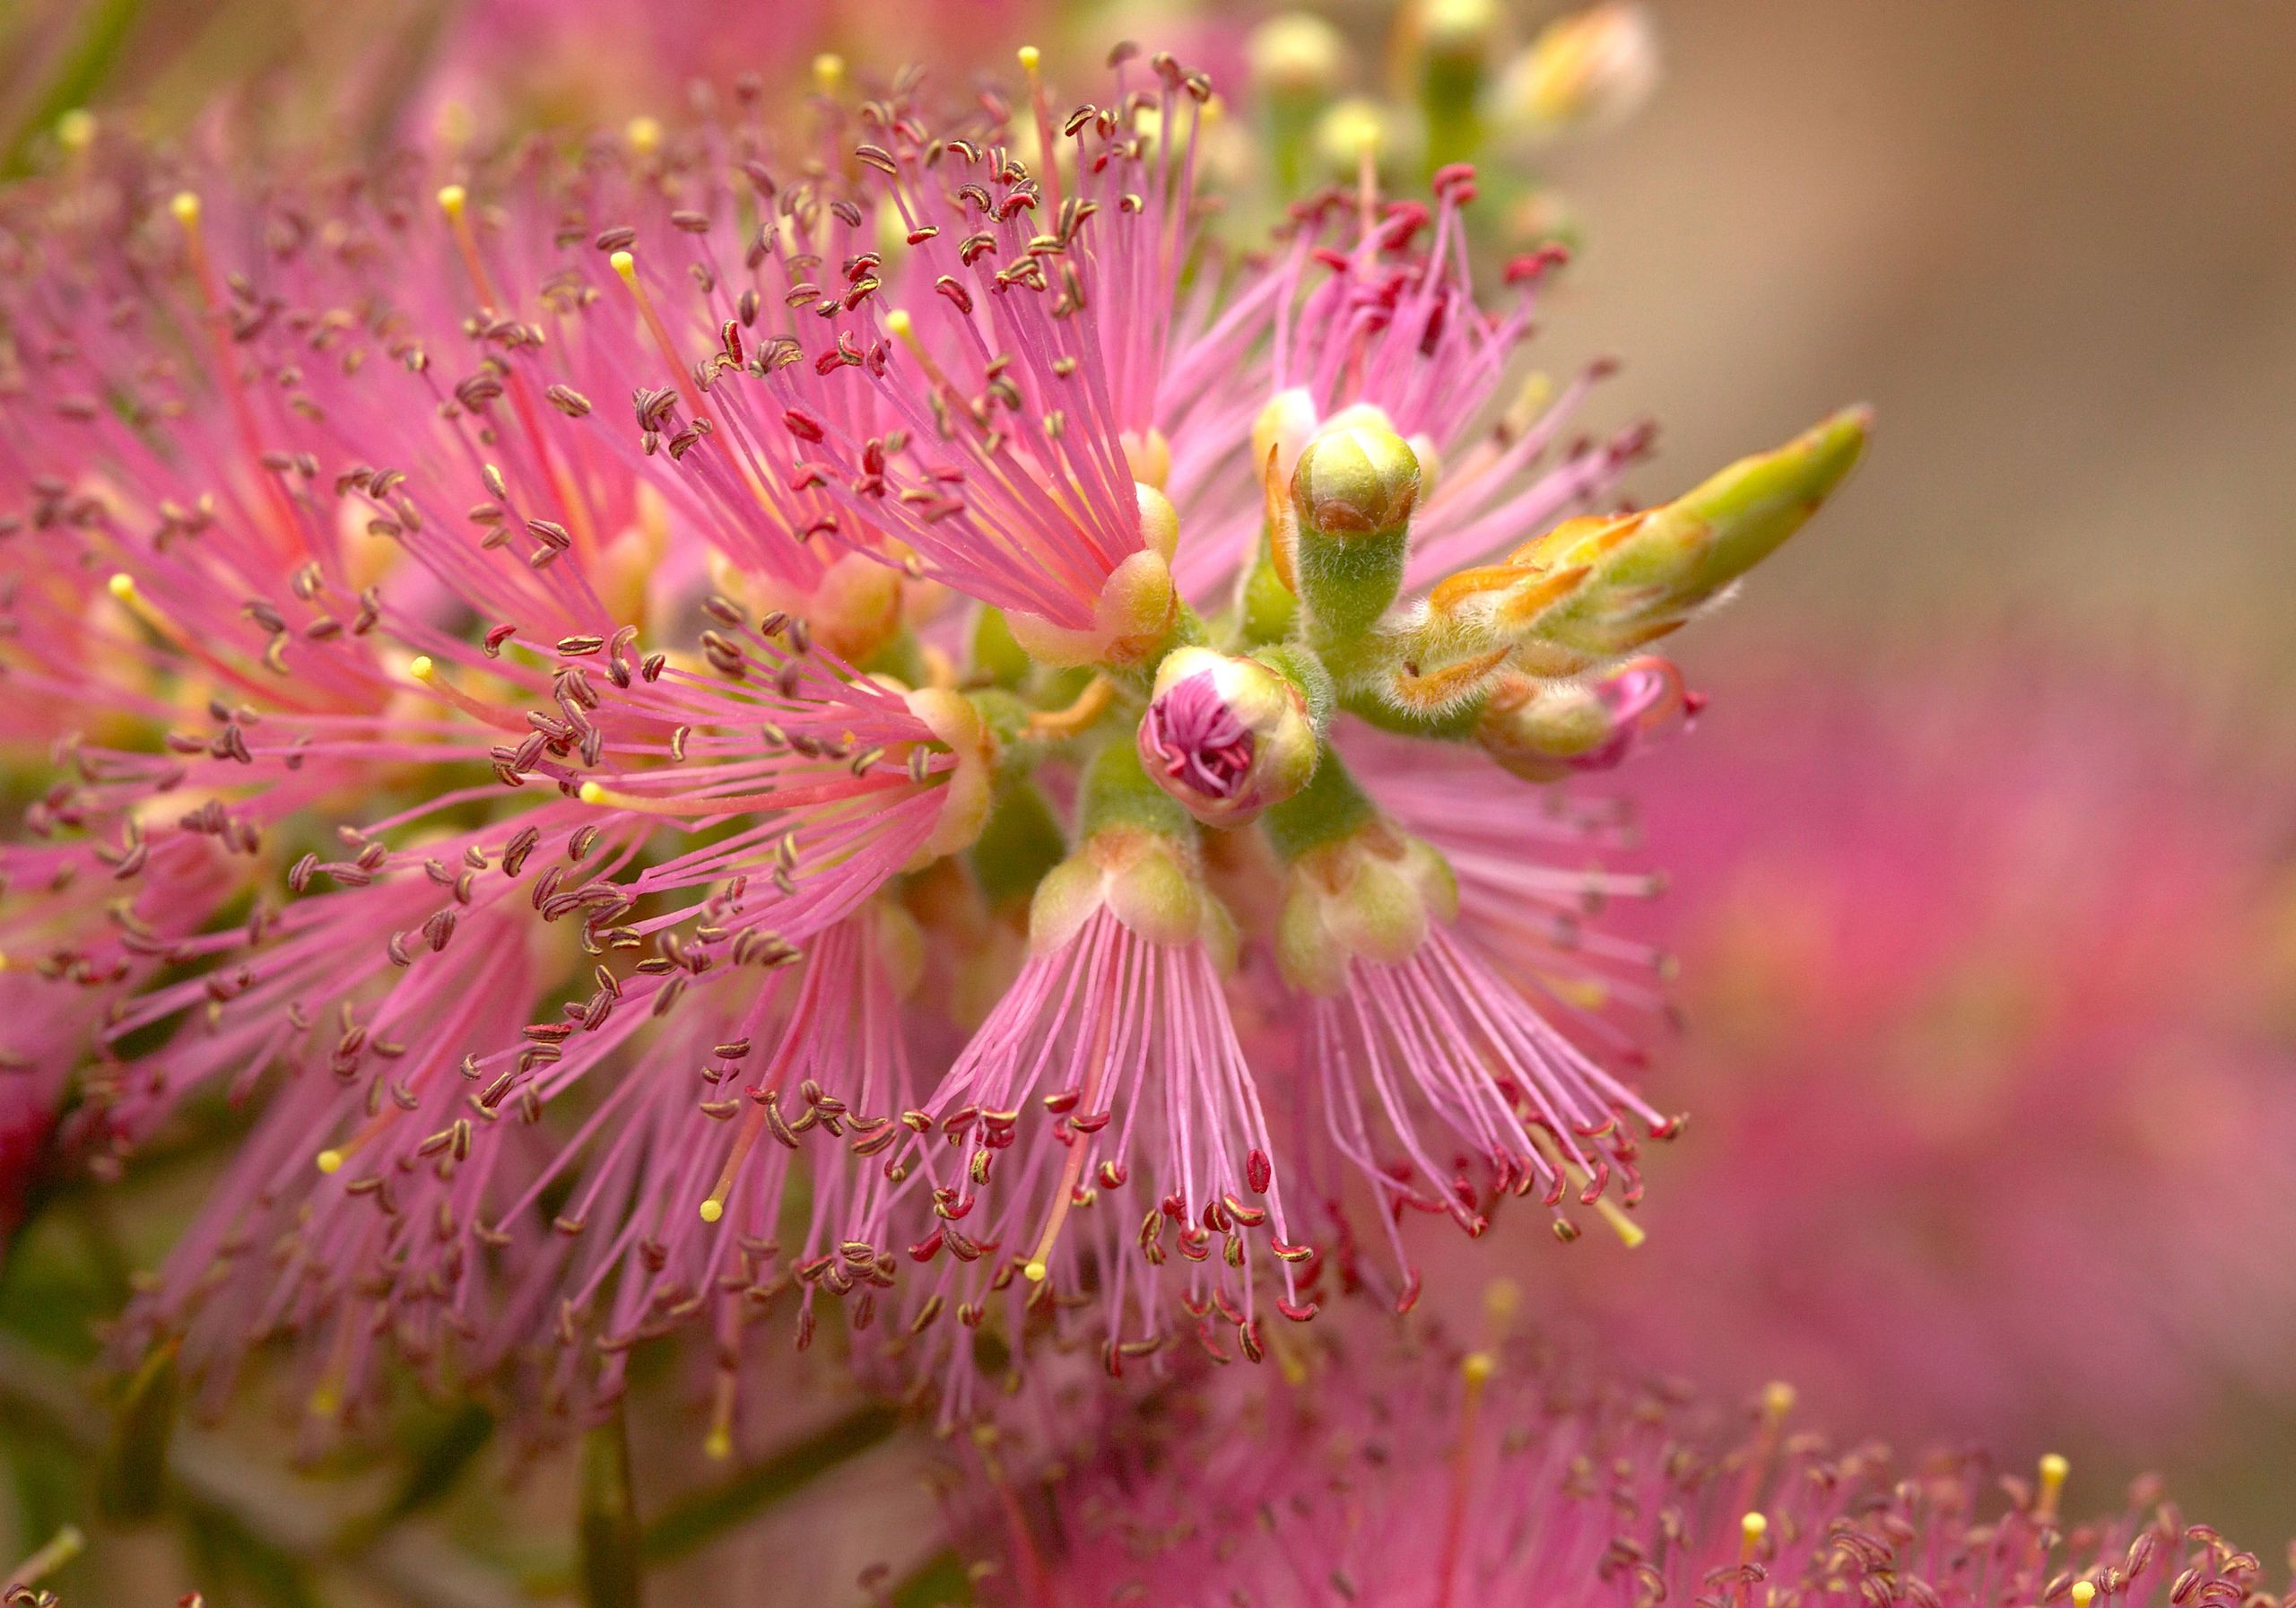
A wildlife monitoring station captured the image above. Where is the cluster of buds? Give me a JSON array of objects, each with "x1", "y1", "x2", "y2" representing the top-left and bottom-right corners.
[{"x1": 1242, "y1": 0, "x2": 1659, "y2": 247}]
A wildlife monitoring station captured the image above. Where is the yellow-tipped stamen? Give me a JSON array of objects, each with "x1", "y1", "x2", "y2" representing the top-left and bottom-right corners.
[
  {"x1": 1024, "y1": 1009, "x2": 1113, "y2": 1283},
  {"x1": 699, "y1": 982, "x2": 818, "y2": 1225},
  {"x1": 2071, "y1": 1584, "x2": 2097, "y2": 1608},
  {"x1": 308, "y1": 1317, "x2": 358, "y2": 1422},
  {"x1": 1761, "y1": 1380, "x2": 1797, "y2": 1424},
  {"x1": 883, "y1": 307, "x2": 964, "y2": 404},
  {"x1": 703, "y1": 1367, "x2": 735, "y2": 1459},
  {"x1": 108, "y1": 573, "x2": 295, "y2": 708},
  {"x1": 56, "y1": 109, "x2": 96, "y2": 152},
  {"x1": 1024, "y1": 674, "x2": 1115, "y2": 737},
  {"x1": 1739, "y1": 1511, "x2": 1768, "y2": 1562},
  {"x1": 813, "y1": 53, "x2": 845, "y2": 95},
  {"x1": 1435, "y1": 1349, "x2": 1497, "y2": 1608},
  {"x1": 407, "y1": 654, "x2": 526, "y2": 732},
  {"x1": 6, "y1": 1525, "x2": 86, "y2": 1591},
  {"x1": 436, "y1": 186, "x2": 599, "y2": 552},
  {"x1": 313, "y1": 1108, "x2": 399, "y2": 1175},
  {"x1": 170, "y1": 191, "x2": 313, "y2": 559},
  {"x1": 1523, "y1": 1123, "x2": 1646, "y2": 1247},
  {"x1": 625, "y1": 115, "x2": 663, "y2": 156},
  {"x1": 610, "y1": 247, "x2": 712, "y2": 428},
  {"x1": 436, "y1": 184, "x2": 495, "y2": 305},
  {"x1": 1018, "y1": 45, "x2": 1064, "y2": 218},
  {"x1": 2035, "y1": 1452, "x2": 2068, "y2": 1524}
]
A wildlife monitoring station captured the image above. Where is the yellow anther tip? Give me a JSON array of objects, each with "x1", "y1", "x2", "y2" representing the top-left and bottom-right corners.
[
  {"x1": 813, "y1": 53, "x2": 846, "y2": 91},
  {"x1": 2039, "y1": 1452, "x2": 2069, "y2": 1487},
  {"x1": 1742, "y1": 1512, "x2": 1769, "y2": 1540},
  {"x1": 408, "y1": 654, "x2": 435, "y2": 682},
  {"x1": 2071, "y1": 1585, "x2": 2096, "y2": 1607},
  {"x1": 315, "y1": 1149, "x2": 344, "y2": 1175},
  {"x1": 169, "y1": 191, "x2": 201, "y2": 226},
  {"x1": 1018, "y1": 45, "x2": 1042, "y2": 73},
  {"x1": 1461, "y1": 1350, "x2": 1496, "y2": 1386},
  {"x1": 57, "y1": 109, "x2": 96, "y2": 151},
  {"x1": 1763, "y1": 1380, "x2": 1798, "y2": 1419},
  {"x1": 0, "y1": 952, "x2": 11, "y2": 972},
  {"x1": 609, "y1": 248, "x2": 638, "y2": 282},
  {"x1": 1022, "y1": 1259, "x2": 1048, "y2": 1282},
  {"x1": 703, "y1": 1424, "x2": 733, "y2": 1459},
  {"x1": 624, "y1": 116, "x2": 663, "y2": 155},
  {"x1": 884, "y1": 308, "x2": 913, "y2": 337},
  {"x1": 106, "y1": 572, "x2": 136, "y2": 600},
  {"x1": 578, "y1": 781, "x2": 607, "y2": 805},
  {"x1": 436, "y1": 184, "x2": 467, "y2": 215},
  {"x1": 698, "y1": 1198, "x2": 725, "y2": 1223}
]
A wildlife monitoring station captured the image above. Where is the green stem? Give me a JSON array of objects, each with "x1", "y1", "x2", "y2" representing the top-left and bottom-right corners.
[
  {"x1": 578, "y1": 1403, "x2": 644, "y2": 1608},
  {"x1": 1259, "y1": 744, "x2": 1379, "y2": 863}
]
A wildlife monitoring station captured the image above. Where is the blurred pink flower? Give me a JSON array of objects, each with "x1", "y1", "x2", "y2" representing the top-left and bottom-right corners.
[
  {"x1": 953, "y1": 1324, "x2": 2267, "y2": 1608},
  {"x1": 1504, "y1": 651, "x2": 2296, "y2": 1457}
]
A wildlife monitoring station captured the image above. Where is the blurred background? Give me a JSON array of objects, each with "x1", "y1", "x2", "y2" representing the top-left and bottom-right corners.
[{"x1": 3, "y1": 0, "x2": 2292, "y2": 1597}]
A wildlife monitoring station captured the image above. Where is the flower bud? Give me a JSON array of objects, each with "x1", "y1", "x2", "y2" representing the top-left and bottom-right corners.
[
  {"x1": 1475, "y1": 656, "x2": 1691, "y2": 783},
  {"x1": 1004, "y1": 544, "x2": 1178, "y2": 668},
  {"x1": 1030, "y1": 828, "x2": 1213, "y2": 954},
  {"x1": 1491, "y1": 2, "x2": 1658, "y2": 143},
  {"x1": 1291, "y1": 424, "x2": 1422, "y2": 539},
  {"x1": 1275, "y1": 824, "x2": 1459, "y2": 995},
  {"x1": 1516, "y1": 405, "x2": 1870, "y2": 670},
  {"x1": 903, "y1": 687, "x2": 996, "y2": 863},
  {"x1": 1137, "y1": 648, "x2": 1319, "y2": 828},
  {"x1": 1312, "y1": 98, "x2": 1421, "y2": 182},
  {"x1": 1252, "y1": 387, "x2": 1322, "y2": 496},
  {"x1": 1247, "y1": 13, "x2": 1349, "y2": 97}
]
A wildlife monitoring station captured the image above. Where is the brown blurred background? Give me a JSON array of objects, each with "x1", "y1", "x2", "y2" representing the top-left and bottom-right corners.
[{"x1": 1542, "y1": 2, "x2": 2296, "y2": 688}]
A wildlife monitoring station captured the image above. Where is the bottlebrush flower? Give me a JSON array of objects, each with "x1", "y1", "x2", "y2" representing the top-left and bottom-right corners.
[
  {"x1": 952, "y1": 1325, "x2": 2274, "y2": 1608},
  {"x1": 0, "y1": 42, "x2": 1864, "y2": 1444},
  {"x1": 1522, "y1": 653, "x2": 2296, "y2": 1462}
]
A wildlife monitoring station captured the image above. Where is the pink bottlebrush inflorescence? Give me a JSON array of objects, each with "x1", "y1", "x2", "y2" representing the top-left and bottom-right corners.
[
  {"x1": 952, "y1": 1323, "x2": 2277, "y2": 1608},
  {"x1": 0, "y1": 45, "x2": 1865, "y2": 1447}
]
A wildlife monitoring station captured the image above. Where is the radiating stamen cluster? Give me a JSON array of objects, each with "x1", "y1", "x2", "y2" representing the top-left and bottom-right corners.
[
  {"x1": 0, "y1": 44, "x2": 1864, "y2": 1442},
  {"x1": 950, "y1": 1329, "x2": 2272, "y2": 1608}
]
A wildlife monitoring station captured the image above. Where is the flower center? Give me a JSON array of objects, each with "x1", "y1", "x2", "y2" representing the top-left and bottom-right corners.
[{"x1": 1142, "y1": 674, "x2": 1256, "y2": 799}]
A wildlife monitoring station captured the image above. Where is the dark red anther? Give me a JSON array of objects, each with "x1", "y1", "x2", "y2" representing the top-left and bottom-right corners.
[
  {"x1": 1431, "y1": 161, "x2": 1478, "y2": 197},
  {"x1": 1246, "y1": 1147, "x2": 1272, "y2": 1194},
  {"x1": 1394, "y1": 1270, "x2": 1422, "y2": 1315}
]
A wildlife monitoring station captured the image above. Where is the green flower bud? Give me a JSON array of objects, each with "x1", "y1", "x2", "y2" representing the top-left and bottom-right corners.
[
  {"x1": 1275, "y1": 823, "x2": 1459, "y2": 995},
  {"x1": 1292, "y1": 423, "x2": 1422, "y2": 539}
]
